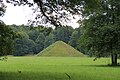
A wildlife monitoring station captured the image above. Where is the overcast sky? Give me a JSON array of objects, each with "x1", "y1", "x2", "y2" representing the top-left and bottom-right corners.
[{"x1": 0, "y1": 3, "x2": 80, "y2": 28}]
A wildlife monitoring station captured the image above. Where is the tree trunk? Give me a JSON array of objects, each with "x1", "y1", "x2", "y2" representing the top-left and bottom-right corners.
[{"x1": 111, "y1": 54, "x2": 117, "y2": 65}]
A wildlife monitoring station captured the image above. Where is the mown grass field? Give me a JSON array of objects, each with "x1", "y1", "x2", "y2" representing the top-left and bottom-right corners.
[{"x1": 0, "y1": 57, "x2": 120, "y2": 80}]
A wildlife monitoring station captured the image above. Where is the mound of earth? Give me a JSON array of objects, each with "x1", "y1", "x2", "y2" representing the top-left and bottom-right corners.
[{"x1": 37, "y1": 41, "x2": 85, "y2": 57}]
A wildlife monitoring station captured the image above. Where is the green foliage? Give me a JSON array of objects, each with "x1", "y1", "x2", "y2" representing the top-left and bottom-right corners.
[
  {"x1": 35, "y1": 33, "x2": 45, "y2": 53},
  {"x1": 69, "y1": 28, "x2": 81, "y2": 50},
  {"x1": 44, "y1": 33, "x2": 55, "y2": 48},
  {"x1": 28, "y1": 30, "x2": 40, "y2": 41},
  {"x1": 53, "y1": 26, "x2": 74, "y2": 43},
  {"x1": 0, "y1": 24, "x2": 15, "y2": 56},
  {"x1": 78, "y1": 0, "x2": 120, "y2": 65},
  {"x1": 10, "y1": 25, "x2": 54, "y2": 55},
  {"x1": 13, "y1": 38, "x2": 35, "y2": 56},
  {"x1": 0, "y1": 2, "x2": 16, "y2": 56},
  {"x1": 5, "y1": 25, "x2": 82, "y2": 56}
]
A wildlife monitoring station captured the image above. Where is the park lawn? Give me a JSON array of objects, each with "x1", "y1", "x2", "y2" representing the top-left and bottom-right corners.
[{"x1": 0, "y1": 57, "x2": 120, "y2": 80}]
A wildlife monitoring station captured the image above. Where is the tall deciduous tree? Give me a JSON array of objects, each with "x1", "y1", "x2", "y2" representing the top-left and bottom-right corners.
[
  {"x1": 0, "y1": 2, "x2": 16, "y2": 56},
  {"x1": 13, "y1": 30, "x2": 35, "y2": 56},
  {"x1": 0, "y1": 24, "x2": 15, "y2": 56},
  {"x1": 79, "y1": 0, "x2": 120, "y2": 65}
]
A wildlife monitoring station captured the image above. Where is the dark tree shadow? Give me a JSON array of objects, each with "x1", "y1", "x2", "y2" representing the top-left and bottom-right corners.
[{"x1": 81, "y1": 64, "x2": 120, "y2": 68}]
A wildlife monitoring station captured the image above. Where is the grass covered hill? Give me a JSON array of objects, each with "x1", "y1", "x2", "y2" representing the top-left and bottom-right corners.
[{"x1": 37, "y1": 41, "x2": 84, "y2": 57}]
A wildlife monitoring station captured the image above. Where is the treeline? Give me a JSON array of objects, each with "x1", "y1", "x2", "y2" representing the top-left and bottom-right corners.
[{"x1": 9, "y1": 25, "x2": 81, "y2": 56}]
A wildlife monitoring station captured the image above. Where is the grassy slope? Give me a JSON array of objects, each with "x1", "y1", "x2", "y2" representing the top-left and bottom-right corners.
[
  {"x1": 37, "y1": 41, "x2": 84, "y2": 57},
  {"x1": 0, "y1": 57, "x2": 120, "y2": 80}
]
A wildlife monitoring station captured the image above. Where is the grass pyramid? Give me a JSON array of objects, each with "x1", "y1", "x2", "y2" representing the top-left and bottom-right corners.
[{"x1": 37, "y1": 41, "x2": 85, "y2": 57}]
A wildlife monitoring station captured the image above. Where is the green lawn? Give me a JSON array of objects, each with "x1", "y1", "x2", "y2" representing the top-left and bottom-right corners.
[{"x1": 0, "y1": 57, "x2": 120, "y2": 80}]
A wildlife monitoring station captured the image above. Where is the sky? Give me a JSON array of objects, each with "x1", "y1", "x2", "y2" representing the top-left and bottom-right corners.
[
  {"x1": 0, "y1": 3, "x2": 80, "y2": 28},
  {"x1": 1, "y1": 3, "x2": 32, "y2": 25}
]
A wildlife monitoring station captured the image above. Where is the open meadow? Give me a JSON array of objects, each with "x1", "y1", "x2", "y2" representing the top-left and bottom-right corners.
[{"x1": 0, "y1": 57, "x2": 120, "y2": 80}]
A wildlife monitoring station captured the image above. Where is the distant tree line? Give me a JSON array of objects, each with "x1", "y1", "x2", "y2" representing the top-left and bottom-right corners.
[{"x1": 5, "y1": 25, "x2": 81, "y2": 56}]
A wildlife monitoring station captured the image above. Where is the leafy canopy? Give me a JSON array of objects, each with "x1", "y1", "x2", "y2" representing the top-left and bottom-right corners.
[{"x1": 79, "y1": 0, "x2": 120, "y2": 57}]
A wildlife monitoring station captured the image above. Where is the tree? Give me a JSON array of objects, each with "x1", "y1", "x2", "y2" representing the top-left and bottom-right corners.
[
  {"x1": 13, "y1": 31, "x2": 35, "y2": 56},
  {"x1": 44, "y1": 33, "x2": 55, "y2": 48},
  {"x1": 0, "y1": 2, "x2": 16, "y2": 56},
  {"x1": 0, "y1": 1, "x2": 6, "y2": 17},
  {"x1": 69, "y1": 29, "x2": 81, "y2": 50},
  {"x1": 35, "y1": 33, "x2": 45, "y2": 53},
  {"x1": 0, "y1": 24, "x2": 15, "y2": 56},
  {"x1": 53, "y1": 26, "x2": 73, "y2": 43},
  {"x1": 28, "y1": 30, "x2": 40, "y2": 41},
  {"x1": 11, "y1": 25, "x2": 54, "y2": 55},
  {"x1": 79, "y1": 0, "x2": 120, "y2": 65}
]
